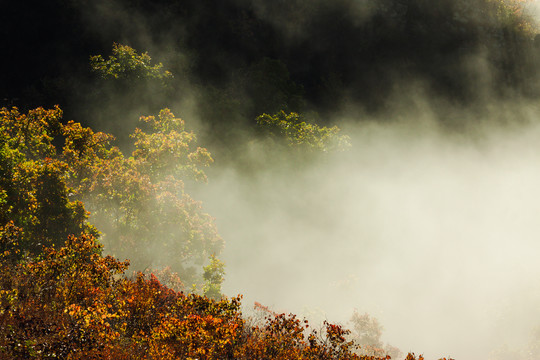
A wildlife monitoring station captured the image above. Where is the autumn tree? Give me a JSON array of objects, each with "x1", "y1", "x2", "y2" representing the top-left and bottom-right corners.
[
  {"x1": 0, "y1": 233, "x2": 396, "y2": 359},
  {"x1": 0, "y1": 104, "x2": 223, "y2": 291},
  {"x1": 0, "y1": 231, "x2": 239, "y2": 359},
  {"x1": 62, "y1": 107, "x2": 223, "y2": 289},
  {"x1": 0, "y1": 106, "x2": 96, "y2": 255},
  {"x1": 89, "y1": 44, "x2": 222, "y2": 290}
]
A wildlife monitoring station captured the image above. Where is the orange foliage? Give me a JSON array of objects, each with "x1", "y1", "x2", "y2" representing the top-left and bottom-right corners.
[{"x1": 0, "y1": 233, "x2": 429, "y2": 359}]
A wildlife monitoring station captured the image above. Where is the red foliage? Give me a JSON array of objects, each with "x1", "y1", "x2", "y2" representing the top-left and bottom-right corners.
[{"x1": 0, "y1": 234, "x2": 422, "y2": 359}]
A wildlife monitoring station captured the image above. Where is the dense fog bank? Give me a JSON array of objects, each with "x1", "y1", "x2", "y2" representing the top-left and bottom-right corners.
[{"x1": 195, "y1": 105, "x2": 540, "y2": 359}]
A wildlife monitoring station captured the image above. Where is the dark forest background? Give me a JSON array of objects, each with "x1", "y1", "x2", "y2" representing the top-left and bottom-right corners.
[{"x1": 3, "y1": 0, "x2": 540, "y2": 145}]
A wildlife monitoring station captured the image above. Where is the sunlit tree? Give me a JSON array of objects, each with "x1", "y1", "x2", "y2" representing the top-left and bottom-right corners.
[
  {"x1": 256, "y1": 110, "x2": 350, "y2": 153},
  {"x1": 0, "y1": 106, "x2": 96, "y2": 255},
  {"x1": 90, "y1": 43, "x2": 173, "y2": 83},
  {"x1": 0, "y1": 105, "x2": 223, "y2": 291},
  {"x1": 63, "y1": 108, "x2": 223, "y2": 288}
]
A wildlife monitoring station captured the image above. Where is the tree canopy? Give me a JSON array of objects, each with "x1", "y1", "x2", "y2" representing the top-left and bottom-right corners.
[
  {"x1": 0, "y1": 105, "x2": 222, "y2": 291},
  {"x1": 90, "y1": 43, "x2": 173, "y2": 82}
]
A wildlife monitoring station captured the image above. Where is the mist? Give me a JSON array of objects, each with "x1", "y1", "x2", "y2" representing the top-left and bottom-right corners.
[
  {"x1": 189, "y1": 100, "x2": 540, "y2": 359},
  {"x1": 83, "y1": 1, "x2": 540, "y2": 357},
  {"x1": 93, "y1": 1, "x2": 540, "y2": 357},
  {"x1": 6, "y1": 0, "x2": 540, "y2": 358}
]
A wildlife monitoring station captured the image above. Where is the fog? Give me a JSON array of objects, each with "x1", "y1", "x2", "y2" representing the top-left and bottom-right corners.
[
  {"x1": 191, "y1": 102, "x2": 540, "y2": 359},
  {"x1": 8, "y1": 0, "x2": 540, "y2": 357},
  {"x1": 63, "y1": 0, "x2": 540, "y2": 358}
]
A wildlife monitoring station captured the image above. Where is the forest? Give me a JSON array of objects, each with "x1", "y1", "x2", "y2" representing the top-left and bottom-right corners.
[{"x1": 3, "y1": 0, "x2": 540, "y2": 358}]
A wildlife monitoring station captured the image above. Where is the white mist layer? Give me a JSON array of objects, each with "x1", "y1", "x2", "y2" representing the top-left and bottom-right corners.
[{"x1": 195, "y1": 115, "x2": 540, "y2": 360}]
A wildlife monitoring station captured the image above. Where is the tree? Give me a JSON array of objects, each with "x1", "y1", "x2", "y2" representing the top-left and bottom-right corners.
[
  {"x1": 1, "y1": 232, "x2": 396, "y2": 359},
  {"x1": 203, "y1": 255, "x2": 226, "y2": 300},
  {"x1": 349, "y1": 311, "x2": 384, "y2": 355},
  {"x1": 87, "y1": 45, "x2": 221, "y2": 290},
  {"x1": 349, "y1": 311, "x2": 401, "y2": 359},
  {"x1": 0, "y1": 105, "x2": 223, "y2": 291},
  {"x1": 63, "y1": 108, "x2": 223, "y2": 289},
  {"x1": 86, "y1": 43, "x2": 175, "y2": 142},
  {"x1": 90, "y1": 43, "x2": 173, "y2": 83},
  {"x1": 0, "y1": 106, "x2": 96, "y2": 255},
  {"x1": 256, "y1": 110, "x2": 350, "y2": 153}
]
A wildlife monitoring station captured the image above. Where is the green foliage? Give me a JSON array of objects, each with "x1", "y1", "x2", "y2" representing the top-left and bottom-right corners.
[
  {"x1": 132, "y1": 108, "x2": 213, "y2": 182},
  {"x1": 90, "y1": 43, "x2": 173, "y2": 83},
  {"x1": 0, "y1": 222, "x2": 23, "y2": 263},
  {"x1": 85, "y1": 43, "x2": 176, "y2": 144},
  {"x1": 203, "y1": 255, "x2": 225, "y2": 300},
  {"x1": 60, "y1": 107, "x2": 222, "y2": 287},
  {"x1": 257, "y1": 110, "x2": 350, "y2": 153},
  {"x1": 1, "y1": 105, "x2": 222, "y2": 289},
  {"x1": 0, "y1": 107, "x2": 96, "y2": 255}
]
